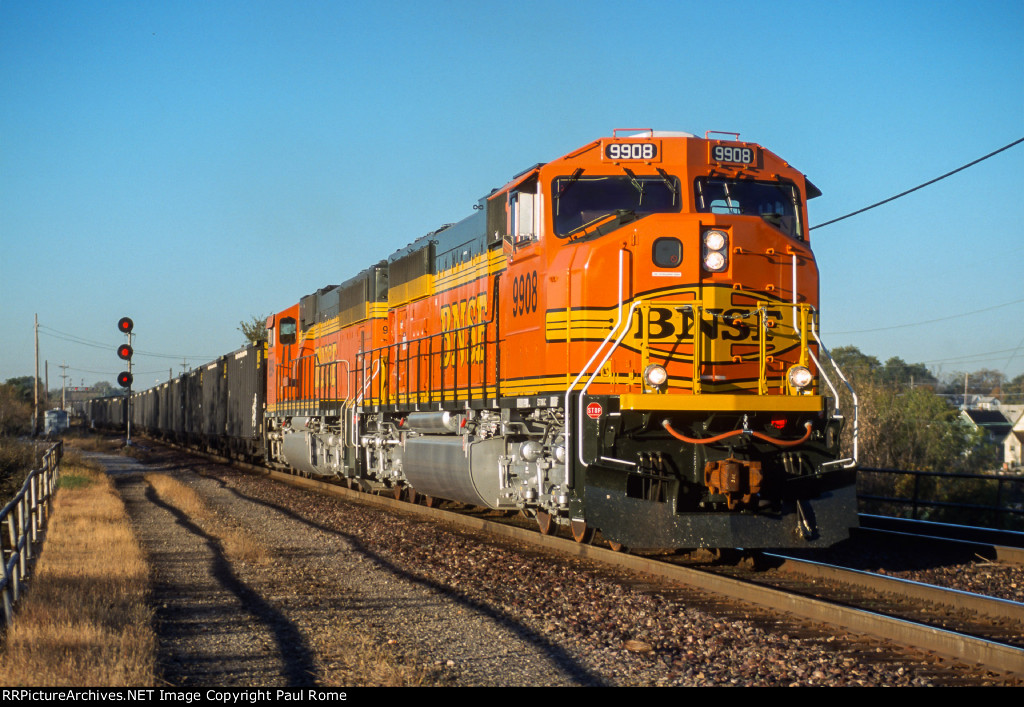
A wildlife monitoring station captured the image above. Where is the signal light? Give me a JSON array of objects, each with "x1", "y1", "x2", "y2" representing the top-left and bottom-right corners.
[
  {"x1": 117, "y1": 344, "x2": 133, "y2": 360},
  {"x1": 117, "y1": 371, "x2": 133, "y2": 388},
  {"x1": 118, "y1": 317, "x2": 134, "y2": 334}
]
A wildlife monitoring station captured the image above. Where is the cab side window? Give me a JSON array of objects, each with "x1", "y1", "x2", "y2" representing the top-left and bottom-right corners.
[{"x1": 279, "y1": 317, "x2": 297, "y2": 345}]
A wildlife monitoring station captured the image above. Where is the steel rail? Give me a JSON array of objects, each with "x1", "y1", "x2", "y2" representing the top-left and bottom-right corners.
[
  {"x1": 854, "y1": 527, "x2": 1024, "y2": 567},
  {"x1": 859, "y1": 514, "x2": 1024, "y2": 551},
  {"x1": 763, "y1": 552, "x2": 1024, "y2": 623}
]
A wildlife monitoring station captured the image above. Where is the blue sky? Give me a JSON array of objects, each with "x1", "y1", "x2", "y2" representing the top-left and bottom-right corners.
[{"x1": 2, "y1": 0, "x2": 1022, "y2": 392}]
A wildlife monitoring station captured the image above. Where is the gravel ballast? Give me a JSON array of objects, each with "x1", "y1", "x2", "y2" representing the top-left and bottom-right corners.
[{"x1": 91, "y1": 447, "x2": 1014, "y2": 686}]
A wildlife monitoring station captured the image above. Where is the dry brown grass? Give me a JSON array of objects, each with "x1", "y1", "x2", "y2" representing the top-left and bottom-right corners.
[
  {"x1": 314, "y1": 625, "x2": 445, "y2": 687},
  {"x1": 0, "y1": 461, "x2": 155, "y2": 686},
  {"x1": 144, "y1": 473, "x2": 272, "y2": 566}
]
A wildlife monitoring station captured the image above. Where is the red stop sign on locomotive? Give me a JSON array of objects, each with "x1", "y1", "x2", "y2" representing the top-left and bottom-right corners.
[{"x1": 586, "y1": 402, "x2": 603, "y2": 419}]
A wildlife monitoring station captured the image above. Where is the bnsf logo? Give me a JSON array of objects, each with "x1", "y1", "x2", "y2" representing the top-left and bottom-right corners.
[
  {"x1": 633, "y1": 306, "x2": 784, "y2": 343},
  {"x1": 440, "y1": 292, "x2": 488, "y2": 367}
]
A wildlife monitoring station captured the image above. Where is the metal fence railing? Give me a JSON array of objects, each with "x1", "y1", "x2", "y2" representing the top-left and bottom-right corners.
[
  {"x1": 857, "y1": 466, "x2": 1024, "y2": 531},
  {"x1": 0, "y1": 441, "x2": 62, "y2": 627}
]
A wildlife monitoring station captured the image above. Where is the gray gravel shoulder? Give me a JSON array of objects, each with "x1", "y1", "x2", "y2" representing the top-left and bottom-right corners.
[{"x1": 89, "y1": 448, "x2": 1002, "y2": 686}]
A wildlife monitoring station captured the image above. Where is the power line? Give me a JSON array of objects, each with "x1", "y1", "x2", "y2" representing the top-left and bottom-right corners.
[
  {"x1": 811, "y1": 137, "x2": 1024, "y2": 230},
  {"x1": 38, "y1": 324, "x2": 215, "y2": 361},
  {"x1": 1005, "y1": 331, "x2": 1024, "y2": 373},
  {"x1": 826, "y1": 297, "x2": 1024, "y2": 334},
  {"x1": 847, "y1": 347, "x2": 1022, "y2": 369}
]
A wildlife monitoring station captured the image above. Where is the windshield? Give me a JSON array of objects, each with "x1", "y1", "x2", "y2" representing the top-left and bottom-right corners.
[
  {"x1": 552, "y1": 173, "x2": 680, "y2": 237},
  {"x1": 694, "y1": 177, "x2": 804, "y2": 239}
]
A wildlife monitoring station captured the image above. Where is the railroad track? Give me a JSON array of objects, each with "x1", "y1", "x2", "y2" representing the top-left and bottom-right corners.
[
  {"x1": 117, "y1": 437, "x2": 1024, "y2": 683},
  {"x1": 255, "y1": 466, "x2": 1024, "y2": 682},
  {"x1": 856, "y1": 515, "x2": 1024, "y2": 565}
]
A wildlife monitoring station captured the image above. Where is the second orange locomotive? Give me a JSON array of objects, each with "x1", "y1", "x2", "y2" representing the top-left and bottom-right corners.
[{"x1": 264, "y1": 129, "x2": 858, "y2": 549}]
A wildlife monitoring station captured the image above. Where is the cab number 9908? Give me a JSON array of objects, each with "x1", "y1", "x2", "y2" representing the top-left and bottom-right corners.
[
  {"x1": 605, "y1": 142, "x2": 658, "y2": 160},
  {"x1": 712, "y1": 145, "x2": 755, "y2": 164}
]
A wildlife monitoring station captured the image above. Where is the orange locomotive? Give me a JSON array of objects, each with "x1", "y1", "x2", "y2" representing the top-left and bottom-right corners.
[{"x1": 264, "y1": 129, "x2": 858, "y2": 549}]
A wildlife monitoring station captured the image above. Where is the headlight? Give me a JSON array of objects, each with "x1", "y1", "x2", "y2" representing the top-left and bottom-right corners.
[
  {"x1": 787, "y1": 365, "x2": 814, "y2": 389},
  {"x1": 644, "y1": 364, "x2": 668, "y2": 388},
  {"x1": 704, "y1": 251, "x2": 726, "y2": 271},
  {"x1": 704, "y1": 230, "x2": 727, "y2": 250},
  {"x1": 702, "y1": 229, "x2": 729, "y2": 272}
]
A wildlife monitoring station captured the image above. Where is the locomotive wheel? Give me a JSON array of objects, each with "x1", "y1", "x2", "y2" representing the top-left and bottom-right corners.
[
  {"x1": 406, "y1": 488, "x2": 419, "y2": 505},
  {"x1": 423, "y1": 495, "x2": 438, "y2": 508},
  {"x1": 608, "y1": 541, "x2": 628, "y2": 553},
  {"x1": 570, "y1": 520, "x2": 595, "y2": 544},
  {"x1": 536, "y1": 510, "x2": 556, "y2": 536},
  {"x1": 393, "y1": 485, "x2": 403, "y2": 501}
]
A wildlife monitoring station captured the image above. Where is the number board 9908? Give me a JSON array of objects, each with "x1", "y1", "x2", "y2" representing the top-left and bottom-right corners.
[
  {"x1": 711, "y1": 144, "x2": 758, "y2": 166},
  {"x1": 604, "y1": 142, "x2": 659, "y2": 161}
]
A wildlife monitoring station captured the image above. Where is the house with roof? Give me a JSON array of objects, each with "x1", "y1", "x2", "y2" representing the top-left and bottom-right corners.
[
  {"x1": 1003, "y1": 408, "x2": 1024, "y2": 469},
  {"x1": 961, "y1": 407, "x2": 1024, "y2": 469}
]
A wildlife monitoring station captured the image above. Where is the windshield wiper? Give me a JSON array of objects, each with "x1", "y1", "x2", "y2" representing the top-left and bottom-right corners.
[
  {"x1": 565, "y1": 209, "x2": 637, "y2": 239},
  {"x1": 555, "y1": 168, "x2": 585, "y2": 201},
  {"x1": 656, "y1": 168, "x2": 678, "y2": 203},
  {"x1": 621, "y1": 167, "x2": 643, "y2": 196}
]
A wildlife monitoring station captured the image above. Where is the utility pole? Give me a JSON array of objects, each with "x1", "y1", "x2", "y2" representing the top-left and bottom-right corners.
[
  {"x1": 60, "y1": 361, "x2": 70, "y2": 410},
  {"x1": 33, "y1": 314, "x2": 39, "y2": 436}
]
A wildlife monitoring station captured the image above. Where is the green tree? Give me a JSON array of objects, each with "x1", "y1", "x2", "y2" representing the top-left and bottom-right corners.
[
  {"x1": 832, "y1": 347, "x2": 1014, "y2": 527},
  {"x1": 938, "y1": 368, "x2": 1007, "y2": 399},
  {"x1": 831, "y1": 346, "x2": 881, "y2": 381},
  {"x1": 0, "y1": 383, "x2": 32, "y2": 436},
  {"x1": 831, "y1": 346, "x2": 981, "y2": 472},
  {"x1": 3, "y1": 376, "x2": 37, "y2": 402},
  {"x1": 239, "y1": 315, "x2": 269, "y2": 346},
  {"x1": 91, "y1": 381, "x2": 115, "y2": 397},
  {"x1": 1002, "y1": 373, "x2": 1024, "y2": 404}
]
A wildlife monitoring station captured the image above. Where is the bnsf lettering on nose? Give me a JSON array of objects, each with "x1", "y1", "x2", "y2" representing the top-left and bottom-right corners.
[{"x1": 633, "y1": 307, "x2": 782, "y2": 341}]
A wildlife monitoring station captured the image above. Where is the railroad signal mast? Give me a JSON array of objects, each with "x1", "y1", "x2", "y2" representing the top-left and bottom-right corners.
[{"x1": 117, "y1": 317, "x2": 134, "y2": 445}]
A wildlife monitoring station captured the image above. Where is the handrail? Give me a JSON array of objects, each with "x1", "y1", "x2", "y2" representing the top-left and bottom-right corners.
[
  {"x1": 576, "y1": 299, "x2": 642, "y2": 469},
  {"x1": 808, "y1": 316, "x2": 859, "y2": 468},
  {"x1": 355, "y1": 312, "x2": 495, "y2": 408},
  {"x1": 565, "y1": 248, "x2": 630, "y2": 479},
  {"x1": 1, "y1": 441, "x2": 62, "y2": 628},
  {"x1": 313, "y1": 357, "x2": 350, "y2": 406}
]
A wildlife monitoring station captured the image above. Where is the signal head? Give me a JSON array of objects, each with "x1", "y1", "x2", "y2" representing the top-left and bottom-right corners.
[
  {"x1": 117, "y1": 317, "x2": 134, "y2": 334},
  {"x1": 117, "y1": 371, "x2": 133, "y2": 388},
  {"x1": 117, "y1": 344, "x2": 133, "y2": 361}
]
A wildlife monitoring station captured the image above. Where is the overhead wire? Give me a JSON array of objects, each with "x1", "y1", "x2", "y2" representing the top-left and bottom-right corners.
[
  {"x1": 38, "y1": 324, "x2": 215, "y2": 361},
  {"x1": 825, "y1": 297, "x2": 1024, "y2": 334},
  {"x1": 810, "y1": 137, "x2": 1024, "y2": 231},
  {"x1": 811, "y1": 138, "x2": 1024, "y2": 377}
]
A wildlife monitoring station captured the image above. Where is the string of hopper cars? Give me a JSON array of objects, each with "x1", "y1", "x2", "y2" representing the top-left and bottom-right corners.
[{"x1": 87, "y1": 129, "x2": 859, "y2": 550}]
